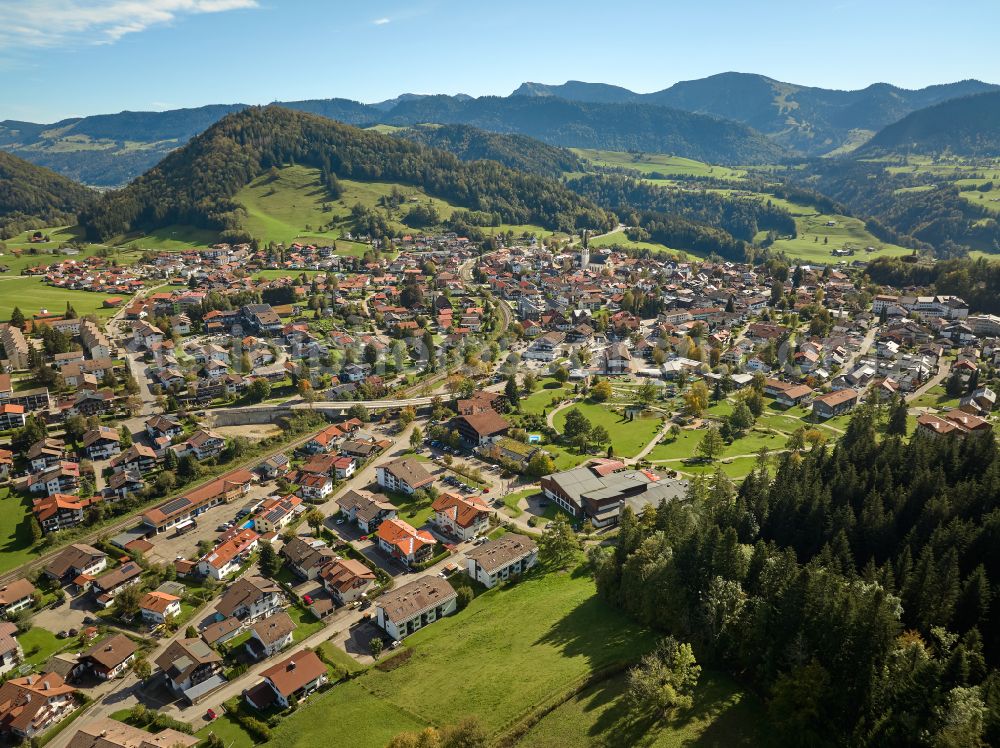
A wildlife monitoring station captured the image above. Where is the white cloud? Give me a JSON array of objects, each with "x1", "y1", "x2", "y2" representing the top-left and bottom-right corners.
[
  {"x1": 0, "y1": 0, "x2": 258, "y2": 48},
  {"x1": 372, "y1": 17, "x2": 391, "y2": 25}
]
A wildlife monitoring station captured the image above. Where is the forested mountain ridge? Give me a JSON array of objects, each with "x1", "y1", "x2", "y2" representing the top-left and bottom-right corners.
[
  {"x1": 0, "y1": 151, "x2": 95, "y2": 238},
  {"x1": 513, "y1": 73, "x2": 999, "y2": 155},
  {"x1": 0, "y1": 103, "x2": 247, "y2": 186},
  {"x1": 376, "y1": 95, "x2": 786, "y2": 164},
  {"x1": 393, "y1": 123, "x2": 586, "y2": 178},
  {"x1": 2, "y1": 86, "x2": 787, "y2": 186},
  {"x1": 592, "y1": 407, "x2": 1000, "y2": 745},
  {"x1": 857, "y1": 91, "x2": 1000, "y2": 157},
  {"x1": 77, "y1": 105, "x2": 615, "y2": 242}
]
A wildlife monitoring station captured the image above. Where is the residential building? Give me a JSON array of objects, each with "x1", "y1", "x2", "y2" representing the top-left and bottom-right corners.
[
  {"x1": 0, "y1": 404, "x2": 25, "y2": 431},
  {"x1": 252, "y1": 494, "x2": 302, "y2": 534},
  {"x1": 244, "y1": 649, "x2": 328, "y2": 710},
  {"x1": 92, "y1": 562, "x2": 143, "y2": 608},
  {"x1": 197, "y1": 528, "x2": 259, "y2": 581},
  {"x1": 451, "y1": 411, "x2": 510, "y2": 447},
  {"x1": 245, "y1": 611, "x2": 296, "y2": 660},
  {"x1": 336, "y1": 490, "x2": 397, "y2": 533},
  {"x1": 215, "y1": 576, "x2": 283, "y2": 623},
  {"x1": 140, "y1": 592, "x2": 182, "y2": 624},
  {"x1": 66, "y1": 717, "x2": 198, "y2": 748},
  {"x1": 296, "y1": 473, "x2": 333, "y2": 501},
  {"x1": 0, "y1": 324, "x2": 30, "y2": 370},
  {"x1": 81, "y1": 426, "x2": 121, "y2": 460},
  {"x1": 154, "y1": 639, "x2": 225, "y2": 704},
  {"x1": 32, "y1": 494, "x2": 96, "y2": 534},
  {"x1": 43, "y1": 544, "x2": 107, "y2": 585},
  {"x1": 76, "y1": 634, "x2": 137, "y2": 680},
  {"x1": 0, "y1": 579, "x2": 36, "y2": 615},
  {"x1": 375, "y1": 577, "x2": 457, "y2": 641},
  {"x1": 0, "y1": 622, "x2": 23, "y2": 676},
  {"x1": 376, "y1": 458, "x2": 434, "y2": 495},
  {"x1": 465, "y1": 533, "x2": 539, "y2": 589},
  {"x1": 0, "y1": 672, "x2": 77, "y2": 739},
  {"x1": 812, "y1": 389, "x2": 859, "y2": 419},
  {"x1": 376, "y1": 518, "x2": 436, "y2": 567},
  {"x1": 431, "y1": 492, "x2": 490, "y2": 541},
  {"x1": 280, "y1": 537, "x2": 336, "y2": 581},
  {"x1": 319, "y1": 558, "x2": 376, "y2": 605}
]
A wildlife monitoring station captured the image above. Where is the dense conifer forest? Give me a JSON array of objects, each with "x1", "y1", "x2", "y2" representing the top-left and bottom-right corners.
[
  {"x1": 591, "y1": 406, "x2": 1000, "y2": 745},
  {"x1": 78, "y1": 106, "x2": 615, "y2": 242}
]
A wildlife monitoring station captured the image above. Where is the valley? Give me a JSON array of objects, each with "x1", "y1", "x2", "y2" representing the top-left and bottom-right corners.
[{"x1": 3, "y1": 29, "x2": 1000, "y2": 748}]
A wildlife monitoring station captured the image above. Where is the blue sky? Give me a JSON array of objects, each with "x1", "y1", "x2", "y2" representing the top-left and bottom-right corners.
[{"x1": 2, "y1": 0, "x2": 999, "y2": 122}]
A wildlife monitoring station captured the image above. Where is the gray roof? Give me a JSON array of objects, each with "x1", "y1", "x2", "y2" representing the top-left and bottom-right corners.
[
  {"x1": 466, "y1": 533, "x2": 537, "y2": 574},
  {"x1": 545, "y1": 465, "x2": 686, "y2": 511}
]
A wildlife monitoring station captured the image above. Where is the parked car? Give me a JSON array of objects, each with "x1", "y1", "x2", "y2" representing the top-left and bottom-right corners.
[{"x1": 303, "y1": 595, "x2": 313, "y2": 605}]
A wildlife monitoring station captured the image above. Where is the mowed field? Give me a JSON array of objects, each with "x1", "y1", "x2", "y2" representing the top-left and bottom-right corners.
[
  {"x1": 573, "y1": 149, "x2": 746, "y2": 181},
  {"x1": 0, "y1": 276, "x2": 125, "y2": 321},
  {"x1": 0, "y1": 488, "x2": 38, "y2": 576},
  {"x1": 267, "y1": 567, "x2": 760, "y2": 748},
  {"x1": 236, "y1": 165, "x2": 560, "y2": 245},
  {"x1": 521, "y1": 669, "x2": 768, "y2": 748},
  {"x1": 552, "y1": 401, "x2": 663, "y2": 459}
]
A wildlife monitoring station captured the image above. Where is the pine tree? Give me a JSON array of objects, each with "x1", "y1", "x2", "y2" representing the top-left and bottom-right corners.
[{"x1": 9, "y1": 306, "x2": 24, "y2": 330}]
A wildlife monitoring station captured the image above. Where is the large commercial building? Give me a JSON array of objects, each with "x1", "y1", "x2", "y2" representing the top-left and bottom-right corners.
[{"x1": 540, "y1": 459, "x2": 686, "y2": 527}]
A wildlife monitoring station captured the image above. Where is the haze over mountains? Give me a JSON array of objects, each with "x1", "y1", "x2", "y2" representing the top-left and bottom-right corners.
[{"x1": 1, "y1": 72, "x2": 997, "y2": 187}]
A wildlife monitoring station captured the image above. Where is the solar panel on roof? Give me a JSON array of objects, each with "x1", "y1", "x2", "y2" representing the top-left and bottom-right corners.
[{"x1": 159, "y1": 497, "x2": 192, "y2": 516}]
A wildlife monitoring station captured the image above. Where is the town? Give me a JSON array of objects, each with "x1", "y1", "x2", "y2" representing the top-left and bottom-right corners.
[{"x1": 0, "y1": 224, "x2": 994, "y2": 747}]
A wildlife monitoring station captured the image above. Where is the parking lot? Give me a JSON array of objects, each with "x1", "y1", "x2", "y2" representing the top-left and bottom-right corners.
[{"x1": 144, "y1": 482, "x2": 278, "y2": 565}]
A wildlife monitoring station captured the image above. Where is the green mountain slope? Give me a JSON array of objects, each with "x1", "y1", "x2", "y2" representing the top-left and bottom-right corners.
[
  {"x1": 0, "y1": 151, "x2": 94, "y2": 238},
  {"x1": 857, "y1": 91, "x2": 1000, "y2": 157},
  {"x1": 394, "y1": 124, "x2": 585, "y2": 177},
  {"x1": 77, "y1": 105, "x2": 615, "y2": 243},
  {"x1": 381, "y1": 95, "x2": 785, "y2": 164}
]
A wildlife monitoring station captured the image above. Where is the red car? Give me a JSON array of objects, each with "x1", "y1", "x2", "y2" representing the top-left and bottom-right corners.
[
  {"x1": 205, "y1": 709, "x2": 217, "y2": 721},
  {"x1": 303, "y1": 595, "x2": 313, "y2": 605}
]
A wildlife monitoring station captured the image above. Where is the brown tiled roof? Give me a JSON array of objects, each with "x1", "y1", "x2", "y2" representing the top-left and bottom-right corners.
[
  {"x1": 250, "y1": 611, "x2": 296, "y2": 646},
  {"x1": 82, "y1": 634, "x2": 137, "y2": 670},
  {"x1": 260, "y1": 649, "x2": 326, "y2": 697}
]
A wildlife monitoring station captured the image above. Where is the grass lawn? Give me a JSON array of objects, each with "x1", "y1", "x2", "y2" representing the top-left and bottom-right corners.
[
  {"x1": 647, "y1": 430, "x2": 703, "y2": 462},
  {"x1": 269, "y1": 567, "x2": 658, "y2": 747},
  {"x1": 521, "y1": 380, "x2": 571, "y2": 416},
  {"x1": 195, "y1": 711, "x2": 257, "y2": 747},
  {"x1": 553, "y1": 402, "x2": 663, "y2": 459},
  {"x1": 317, "y1": 641, "x2": 365, "y2": 678},
  {"x1": 0, "y1": 488, "x2": 39, "y2": 576},
  {"x1": 385, "y1": 489, "x2": 436, "y2": 528},
  {"x1": 287, "y1": 604, "x2": 325, "y2": 641},
  {"x1": 521, "y1": 669, "x2": 768, "y2": 748},
  {"x1": 501, "y1": 487, "x2": 541, "y2": 518},
  {"x1": 754, "y1": 207, "x2": 911, "y2": 265},
  {"x1": 20, "y1": 627, "x2": 68, "y2": 666},
  {"x1": 543, "y1": 444, "x2": 590, "y2": 471},
  {"x1": 679, "y1": 455, "x2": 764, "y2": 480},
  {"x1": 0, "y1": 276, "x2": 126, "y2": 322},
  {"x1": 910, "y1": 385, "x2": 960, "y2": 411}
]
